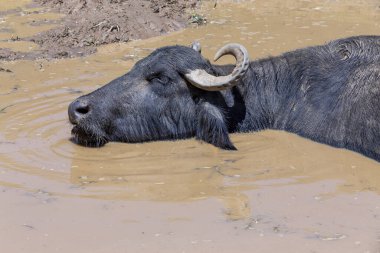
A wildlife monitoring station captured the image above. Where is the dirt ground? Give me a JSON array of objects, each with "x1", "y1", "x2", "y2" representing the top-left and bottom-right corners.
[{"x1": 0, "y1": 0, "x2": 201, "y2": 60}]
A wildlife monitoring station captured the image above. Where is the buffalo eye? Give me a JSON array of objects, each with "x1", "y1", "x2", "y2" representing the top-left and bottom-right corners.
[{"x1": 147, "y1": 73, "x2": 170, "y2": 85}]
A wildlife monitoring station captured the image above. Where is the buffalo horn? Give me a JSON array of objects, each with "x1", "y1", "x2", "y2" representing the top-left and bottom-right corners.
[{"x1": 185, "y1": 43, "x2": 249, "y2": 91}]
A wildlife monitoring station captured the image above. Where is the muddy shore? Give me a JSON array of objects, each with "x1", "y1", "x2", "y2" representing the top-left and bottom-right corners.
[{"x1": 0, "y1": 0, "x2": 202, "y2": 60}]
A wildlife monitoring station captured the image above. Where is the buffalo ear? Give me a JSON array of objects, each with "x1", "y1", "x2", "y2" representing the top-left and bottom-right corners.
[
  {"x1": 195, "y1": 102, "x2": 236, "y2": 150},
  {"x1": 190, "y1": 41, "x2": 202, "y2": 53}
]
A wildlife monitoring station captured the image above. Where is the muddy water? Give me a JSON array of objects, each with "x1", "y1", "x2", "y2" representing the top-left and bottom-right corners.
[{"x1": 1, "y1": 0, "x2": 380, "y2": 252}]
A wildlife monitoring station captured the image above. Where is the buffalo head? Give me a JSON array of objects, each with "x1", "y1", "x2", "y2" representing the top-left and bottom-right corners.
[{"x1": 68, "y1": 42, "x2": 249, "y2": 149}]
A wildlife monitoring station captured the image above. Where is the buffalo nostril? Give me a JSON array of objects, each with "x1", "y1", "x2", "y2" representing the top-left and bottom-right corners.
[
  {"x1": 76, "y1": 105, "x2": 90, "y2": 115},
  {"x1": 68, "y1": 99, "x2": 91, "y2": 124}
]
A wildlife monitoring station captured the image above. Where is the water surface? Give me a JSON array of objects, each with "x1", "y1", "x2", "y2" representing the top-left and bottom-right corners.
[{"x1": 1, "y1": 1, "x2": 380, "y2": 252}]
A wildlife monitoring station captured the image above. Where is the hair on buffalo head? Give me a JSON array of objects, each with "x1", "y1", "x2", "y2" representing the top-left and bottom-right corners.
[{"x1": 68, "y1": 42, "x2": 250, "y2": 149}]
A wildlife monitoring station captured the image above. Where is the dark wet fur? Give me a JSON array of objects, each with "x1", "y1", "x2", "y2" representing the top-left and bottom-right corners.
[
  {"x1": 69, "y1": 35, "x2": 380, "y2": 162},
  {"x1": 71, "y1": 125, "x2": 108, "y2": 147}
]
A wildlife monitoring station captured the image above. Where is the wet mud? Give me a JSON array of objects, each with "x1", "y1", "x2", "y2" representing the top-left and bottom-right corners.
[
  {"x1": 1, "y1": 0, "x2": 380, "y2": 252},
  {"x1": 0, "y1": 0, "x2": 201, "y2": 59}
]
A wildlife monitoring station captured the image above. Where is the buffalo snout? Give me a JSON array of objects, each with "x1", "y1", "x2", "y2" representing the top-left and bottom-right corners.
[{"x1": 68, "y1": 99, "x2": 91, "y2": 125}]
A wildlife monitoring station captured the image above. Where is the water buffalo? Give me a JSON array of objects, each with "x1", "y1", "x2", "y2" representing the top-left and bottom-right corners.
[{"x1": 68, "y1": 35, "x2": 380, "y2": 161}]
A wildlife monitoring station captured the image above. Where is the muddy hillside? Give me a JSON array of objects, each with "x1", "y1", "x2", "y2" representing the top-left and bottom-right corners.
[{"x1": 0, "y1": 0, "x2": 201, "y2": 60}]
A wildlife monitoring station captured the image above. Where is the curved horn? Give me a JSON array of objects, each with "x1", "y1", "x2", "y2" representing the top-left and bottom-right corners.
[{"x1": 185, "y1": 43, "x2": 249, "y2": 91}]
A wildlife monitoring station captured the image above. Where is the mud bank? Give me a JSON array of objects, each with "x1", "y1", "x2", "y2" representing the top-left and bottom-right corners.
[{"x1": 0, "y1": 0, "x2": 201, "y2": 60}]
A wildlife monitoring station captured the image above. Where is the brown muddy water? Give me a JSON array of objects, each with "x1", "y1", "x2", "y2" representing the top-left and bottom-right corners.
[{"x1": 1, "y1": 0, "x2": 380, "y2": 252}]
